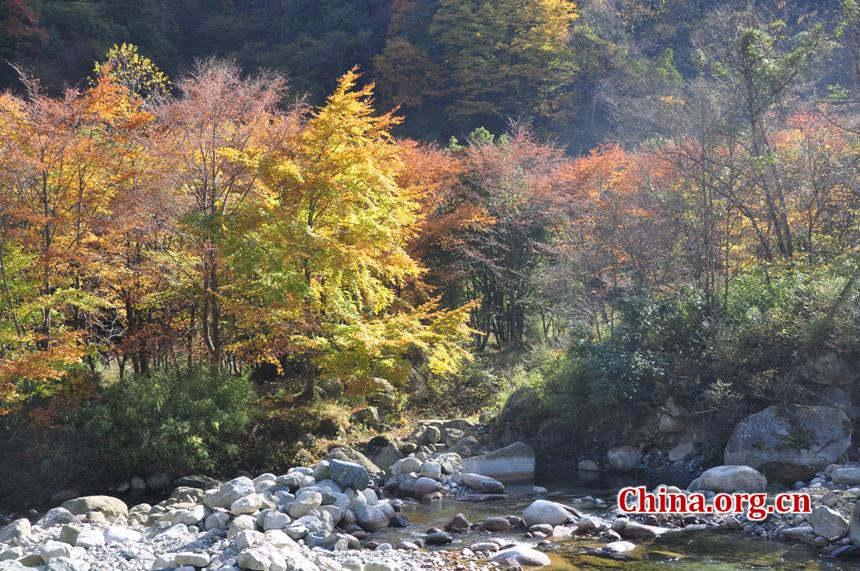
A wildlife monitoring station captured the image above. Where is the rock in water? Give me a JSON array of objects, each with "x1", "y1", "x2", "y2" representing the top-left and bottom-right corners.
[
  {"x1": 607, "y1": 446, "x2": 642, "y2": 473},
  {"x1": 694, "y1": 465, "x2": 767, "y2": 493},
  {"x1": 808, "y1": 505, "x2": 849, "y2": 541},
  {"x1": 462, "y1": 442, "x2": 535, "y2": 483},
  {"x1": 329, "y1": 460, "x2": 370, "y2": 490},
  {"x1": 523, "y1": 500, "x2": 578, "y2": 527},
  {"x1": 60, "y1": 496, "x2": 128, "y2": 522},
  {"x1": 491, "y1": 545, "x2": 551, "y2": 567},
  {"x1": 725, "y1": 405, "x2": 851, "y2": 481},
  {"x1": 462, "y1": 473, "x2": 505, "y2": 494},
  {"x1": 355, "y1": 505, "x2": 389, "y2": 532}
]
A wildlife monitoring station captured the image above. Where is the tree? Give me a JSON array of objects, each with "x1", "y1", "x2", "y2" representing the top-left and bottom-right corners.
[
  {"x1": 438, "y1": 127, "x2": 572, "y2": 348},
  {"x1": 694, "y1": 7, "x2": 826, "y2": 259},
  {"x1": 154, "y1": 60, "x2": 286, "y2": 365},
  {"x1": 93, "y1": 43, "x2": 170, "y2": 101},
  {"x1": 225, "y1": 69, "x2": 472, "y2": 397}
]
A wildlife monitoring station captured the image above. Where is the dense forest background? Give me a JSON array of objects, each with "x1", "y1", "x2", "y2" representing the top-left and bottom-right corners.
[
  {"x1": 0, "y1": 0, "x2": 845, "y2": 149},
  {"x1": 3, "y1": 0, "x2": 860, "y2": 507}
]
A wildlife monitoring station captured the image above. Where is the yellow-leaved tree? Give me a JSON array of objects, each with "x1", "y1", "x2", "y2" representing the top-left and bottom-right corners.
[{"x1": 225, "y1": 69, "x2": 473, "y2": 399}]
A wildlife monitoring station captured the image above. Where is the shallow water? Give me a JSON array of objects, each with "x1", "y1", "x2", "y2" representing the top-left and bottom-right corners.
[{"x1": 374, "y1": 475, "x2": 858, "y2": 571}]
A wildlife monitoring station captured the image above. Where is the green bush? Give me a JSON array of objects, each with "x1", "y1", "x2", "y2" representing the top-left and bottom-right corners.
[{"x1": 58, "y1": 365, "x2": 254, "y2": 481}]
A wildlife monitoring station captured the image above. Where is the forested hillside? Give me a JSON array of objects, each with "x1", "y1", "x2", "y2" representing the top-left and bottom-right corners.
[
  {"x1": 0, "y1": 0, "x2": 845, "y2": 148},
  {"x1": 3, "y1": 0, "x2": 860, "y2": 524}
]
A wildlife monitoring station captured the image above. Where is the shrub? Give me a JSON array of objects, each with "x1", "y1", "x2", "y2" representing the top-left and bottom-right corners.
[{"x1": 57, "y1": 365, "x2": 254, "y2": 481}]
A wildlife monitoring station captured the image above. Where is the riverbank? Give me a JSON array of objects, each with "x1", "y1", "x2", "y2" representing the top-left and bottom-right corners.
[{"x1": 5, "y1": 414, "x2": 860, "y2": 571}]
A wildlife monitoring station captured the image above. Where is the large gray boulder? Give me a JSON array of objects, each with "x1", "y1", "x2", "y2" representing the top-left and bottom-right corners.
[
  {"x1": 0, "y1": 519, "x2": 31, "y2": 545},
  {"x1": 832, "y1": 467, "x2": 860, "y2": 485},
  {"x1": 607, "y1": 446, "x2": 642, "y2": 473},
  {"x1": 808, "y1": 505, "x2": 848, "y2": 541},
  {"x1": 848, "y1": 501, "x2": 860, "y2": 546},
  {"x1": 329, "y1": 460, "x2": 370, "y2": 490},
  {"x1": 462, "y1": 442, "x2": 535, "y2": 483},
  {"x1": 326, "y1": 447, "x2": 382, "y2": 475},
  {"x1": 522, "y1": 500, "x2": 579, "y2": 527},
  {"x1": 693, "y1": 465, "x2": 766, "y2": 493},
  {"x1": 362, "y1": 437, "x2": 404, "y2": 471},
  {"x1": 490, "y1": 545, "x2": 551, "y2": 567},
  {"x1": 724, "y1": 405, "x2": 852, "y2": 481},
  {"x1": 355, "y1": 505, "x2": 389, "y2": 531},
  {"x1": 462, "y1": 473, "x2": 504, "y2": 494},
  {"x1": 60, "y1": 496, "x2": 128, "y2": 522}
]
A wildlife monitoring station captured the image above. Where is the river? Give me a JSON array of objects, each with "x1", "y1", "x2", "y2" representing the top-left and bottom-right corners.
[{"x1": 375, "y1": 475, "x2": 856, "y2": 570}]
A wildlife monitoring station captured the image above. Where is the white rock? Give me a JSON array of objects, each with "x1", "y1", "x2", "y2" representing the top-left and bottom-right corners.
[
  {"x1": 231, "y1": 494, "x2": 263, "y2": 515},
  {"x1": 104, "y1": 526, "x2": 142, "y2": 544},
  {"x1": 289, "y1": 491, "x2": 322, "y2": 518},
  {"x1": 263, "y1": 511, "x2": 291, "y2": 531},
  {"x1": 40, "y1": 540, "x2": 74, "y2": 560},
  {"x1": 523, "y1": 500, "x2": 575, "y2": 527},
  {"x1": 75, "y1": 529, "x2": 105, "y2": 549},
  {"x1": 490, "y1": 544, "x2": 551, "y2": 567}
]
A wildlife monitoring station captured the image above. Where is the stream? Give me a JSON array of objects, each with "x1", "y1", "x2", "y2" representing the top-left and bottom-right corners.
[{"x1": 376, "y1": 476, "x2": 856, "y2": 571}]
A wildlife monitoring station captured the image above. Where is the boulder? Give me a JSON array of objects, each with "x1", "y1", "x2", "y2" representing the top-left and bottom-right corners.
[
  {"x1": 808, "y1": 505, "x2": 848, "y2": 541},
  {"x1": 390, "y1": 457, "x2": 422, "y2": 476},
  {"x1": 350, "y1": 407, "x2": 381, "y2": 429},
  {"x1": 658, "y1": 398, "x2": 688, "y2": 433},
  {"x1": 206, "y1": 477, "x2": 255, "y2": 509},
  {"x1": 420, "y1": 462, "x2": 442, "y2": 480},
  {"x1": 413, "y1": 477, "x2": 442, "y2": 497},
  {"x1": 361, "y1": 437, "x2": 403, "y2": 471},
  {"x1": 289, "y1": 491, "x2": 322, "y2": 518},
  {"x1": 577, "y1": 460, "x2": 599, "y2": 472},
  {"x1": 462, "y1": 473, "x2": 505, "y2": 494},
  {"x1": 0, "y1": 519, "x2": 31, "y2": 545},
  {"x1": 490, "y1": 545, "x2": 551, "y2": 567},
  {"x1": 355, "y1": 505, "x2": 389, "y2": 532},
  {"x1": 434, "y1": 453, "x2": 464, "y2": 475},
  {"x1": 329, "y1": 460, "x2": 370, "y2": 490},
  {"x1": 848, "y1": 501, "x2": 860, "y2": 546},
  {"x1": 695, "y1": 465, "x2": 766, "y2": 493},
  {"x1": 669, "y1": 441, "x2": 698, "y2": 463},
  {"x1": 445, "y1": 513, "x2": 470, "y2": 532},
  {"x1": 39, "y1": 540, "x2": 74, "y2": 560},
  {"x1": 603, "y1": 541, "x2": 637, "y2": 554},
  {"x1": 523, "y1": 500, "x2": 578, "y2": 527},
  {"x1": 462, "y1": 442, "x2": 535, "y2": 483},
  {"x1": 61, "y1": 496, "x2": 128, "y2": 522},
  {"x1": 446, "y1": 436, "x2": 479, "y2": 457},
  {"x1": 607, "y1": 446, "x2": 642, "y2": 473},
  {"x1": 782, "y1": 526, "x2": 813, "y2": 541},
  {"x1": 104, "y1": 526, "x2": 142, "y2": 544},
  {"x1": 832, "y1": 467, "x2": 860, "y2": 485},
  {"x1": 481, "y1": 517, "x2": 511, "y2": 532},
  {"x1": 326, "y1": 447, "x2": 382, "y2": 475},
  {"x1": 724, "y1": 405, "x2": 852, "y2": 481}
]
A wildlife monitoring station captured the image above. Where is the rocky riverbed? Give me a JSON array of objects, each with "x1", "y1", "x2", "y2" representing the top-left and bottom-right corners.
[{"x1": 5, "y1": 416, "x2": 860, "y2": 571}]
